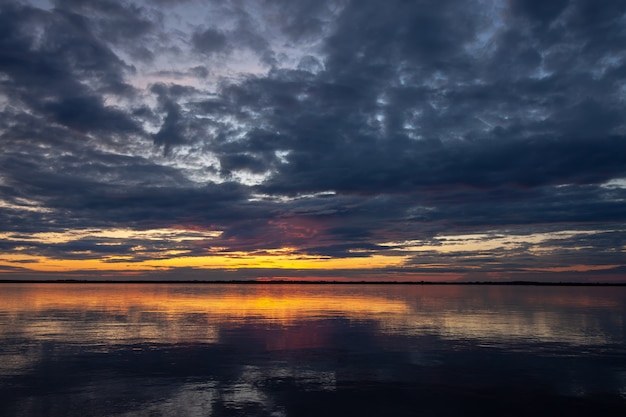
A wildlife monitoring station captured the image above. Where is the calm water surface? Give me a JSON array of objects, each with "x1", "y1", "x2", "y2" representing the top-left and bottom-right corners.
[{"x1": 0, "y1": 283, "x2": 625, "y2": 416}]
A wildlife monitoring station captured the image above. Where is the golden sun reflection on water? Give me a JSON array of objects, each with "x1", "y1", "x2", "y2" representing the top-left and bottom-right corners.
[
  {"x1": 1, "y1": 284, "x2": 625, "y2": 416},
  {"x1": 0, "y1": 284, "x2": 624, "y2": 350},
  {"x1": 0, "y1": 284, "x2": 411, "y2": 350},
  {"x1": 0, "y1": 283, "x2": 410, "y2": 319}
]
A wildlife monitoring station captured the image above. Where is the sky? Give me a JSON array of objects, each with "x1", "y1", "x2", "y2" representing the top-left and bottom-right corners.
[{"x1": 0, "y1": 0, "x2": 625, "y2": 282}]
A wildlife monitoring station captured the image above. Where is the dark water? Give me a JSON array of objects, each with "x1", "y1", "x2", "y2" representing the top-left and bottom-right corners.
[{"x1": 0, "y1": 283, "x2": 625, "y2": 417}]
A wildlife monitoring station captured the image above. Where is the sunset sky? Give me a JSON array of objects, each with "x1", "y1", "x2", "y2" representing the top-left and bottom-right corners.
[{"x1": 1, "y1": 0, "x2": 625, "y2": 281}]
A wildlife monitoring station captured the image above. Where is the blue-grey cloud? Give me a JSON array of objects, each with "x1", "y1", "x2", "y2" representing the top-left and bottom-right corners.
[{"x1": 1, "y1": 0, "x2": 625, "y2": 280}]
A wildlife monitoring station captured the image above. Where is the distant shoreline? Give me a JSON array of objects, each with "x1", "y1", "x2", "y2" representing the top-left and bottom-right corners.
[{"x1": 0, "y1": 280, "x2": 624, "y2": 286}]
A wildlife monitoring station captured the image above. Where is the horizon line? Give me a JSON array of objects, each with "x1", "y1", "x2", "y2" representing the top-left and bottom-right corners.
[{"x1": 1, "y1": 279, "x2": 625, "y2": 286}]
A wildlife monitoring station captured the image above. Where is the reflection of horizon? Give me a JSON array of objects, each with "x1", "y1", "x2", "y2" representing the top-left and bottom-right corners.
[
  {"x1": 379, "y1": 310, "x2": 620, "y2": 347},
  {"x1": 1, "y1": 284, "x2": 624, "y2": 349},
  {"x1": 380, "y1": 286, "x2": 626, "y2": 347},
  {"x1": 0, "y1": 284, "x2": 412, "y2": 353},
  {"x1": 0, "y1": 283, "x2": 410, "y2": 319},
  {"x1": 1, "y1": 284, "x2": 626, "y2": 417}
]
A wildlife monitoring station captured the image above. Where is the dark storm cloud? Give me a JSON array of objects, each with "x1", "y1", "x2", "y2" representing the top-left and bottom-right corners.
[
  {"x1": 151, "y1": 99, "x2": 187, "y2": 150},
  {"x1": 26, "y1": 7, "x2": 130, "y2": 92},
  {"x1": 257, "y1": 134, "x2": 626, "y2": 194},
  {"x1": 44, "y1": 95, "x2": 140, "y2": 133},
  {"x1": 1, "y1": 114, "x2": 247, "y2": 237},
  {"x1": 510, "y1": 0, "x2": 570, "y2": 24},
  {"x1": 46, "y1": 0, "x2": 158, "y2": 63},
  {"x1": 192, "y1": 28, "x2": 228, "y2": 55},
  {"x1": 191, "y1": 14, "x2": 278, "y2": 66},
  {"x1": 1, "y1": 0, "x2": 625, "y2": 279},
  {"x1": 208, "y1": 0, "x2": 626, "y2": 197},
  {"x1": 149, "y1": 83, "x2": 215, "y2": 152},
  {"x1": 53, "y1": 0, "x2": 155, "y2": 44},
  {"x1": 203, "y1": 0, "x2": 626, "y2": 244},
  {"x1": 0, "y1": 2, "x2": 139, "y2": 136}
]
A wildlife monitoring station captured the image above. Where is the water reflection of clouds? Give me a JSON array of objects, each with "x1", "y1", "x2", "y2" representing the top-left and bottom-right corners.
[
  {"x1": 1, "y1": 284, "x2": 625, "y2": 417},
  {"x1": 2, "y1": 310, "x2": 220, "y2": 346},
  {"x1": 378, "y1": 310, "x2": 621, "y2": 346},
  {"x1": 0, "y1": 284, "x2": 411, "y2": 350},
  {"x1": 110, "y1": 381, "x2": 218, "y2": 417},
  {"x1": 1, "y1": 284, "x2": 625, "y2": 349}
]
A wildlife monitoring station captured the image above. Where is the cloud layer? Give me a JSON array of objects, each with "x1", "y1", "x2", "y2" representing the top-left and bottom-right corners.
[{"x1": 1, "y1": 0, "x2": 625, "y2": 280}]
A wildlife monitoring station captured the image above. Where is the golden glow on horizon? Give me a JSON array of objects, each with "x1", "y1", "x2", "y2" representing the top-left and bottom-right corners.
[
  {"x1": 1, "y1": 226, "x2": 621, "y2": 275},
  {"x1": 0, "y1": 251, "x2": 409, "y2": 273},
  {"x1": 0, "y1": 227, "x2": 412, "y2": 273}
]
